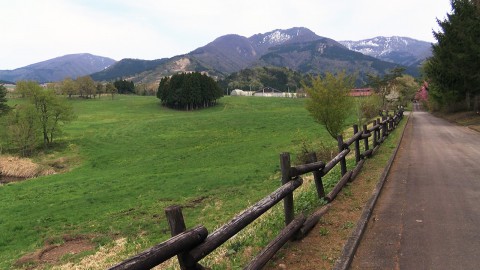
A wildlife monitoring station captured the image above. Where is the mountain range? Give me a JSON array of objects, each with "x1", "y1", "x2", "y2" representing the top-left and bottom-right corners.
[
  {"x1": 0, "y1": 53, "x2": 115, "y2": 83},
  {"x1": 0, "y1": 27, "x2": 432, "y2": 84}
]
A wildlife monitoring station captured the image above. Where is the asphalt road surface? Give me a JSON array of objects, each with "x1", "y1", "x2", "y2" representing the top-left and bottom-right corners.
[{"x1": 350, "y1": 107, "x2": 480, "y2": 269}]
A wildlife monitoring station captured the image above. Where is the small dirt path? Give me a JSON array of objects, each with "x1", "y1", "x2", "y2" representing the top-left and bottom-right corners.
[{"x1": 351, "y1": 107, "x2": 480, "y2": 269}]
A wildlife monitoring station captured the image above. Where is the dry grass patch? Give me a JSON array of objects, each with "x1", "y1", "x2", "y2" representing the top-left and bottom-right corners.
[{"x1": 0, "y1": 156, "x2": 55, "y2": 179}]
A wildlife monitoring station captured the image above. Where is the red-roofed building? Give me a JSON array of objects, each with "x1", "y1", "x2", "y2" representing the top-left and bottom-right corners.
[{"x1": 350, "y1": 88, "x2": 373, "y2": 97}]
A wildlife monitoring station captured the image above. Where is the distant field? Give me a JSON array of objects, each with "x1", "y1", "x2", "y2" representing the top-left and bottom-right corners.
[{"x1": 0, "y1": 95, "x2": 352, "y2": 269}]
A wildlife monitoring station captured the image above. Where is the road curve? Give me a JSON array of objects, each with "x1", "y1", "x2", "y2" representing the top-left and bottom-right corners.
[{"x1": 350, "y1": 107, "x2": 480, "y2": 269}]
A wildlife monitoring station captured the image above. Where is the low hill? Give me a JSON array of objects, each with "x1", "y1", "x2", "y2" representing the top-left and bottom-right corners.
[
  {"x1": 90, "y1": 58, "x2": 169, "y2": 81},
  {"x1": 0, "y1": 53, "x2": 116, "y2": 83}
]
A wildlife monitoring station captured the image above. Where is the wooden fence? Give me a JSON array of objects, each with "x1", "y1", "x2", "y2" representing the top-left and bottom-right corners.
[{"x1": 109, "y1": 109, "x2": 405, "y2": 270}]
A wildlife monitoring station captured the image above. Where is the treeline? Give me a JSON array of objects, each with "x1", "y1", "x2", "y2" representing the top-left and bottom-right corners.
[
  {"x1": 218, "y1": 66, "x2": 309, "y2": 93},
  {"x1": 157, "y1": 72, "x2": 223, "y2": 110}
]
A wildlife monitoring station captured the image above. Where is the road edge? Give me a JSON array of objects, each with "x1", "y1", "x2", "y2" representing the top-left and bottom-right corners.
[{"x1": 332, "y1": 112, "x2": 412, "y2": 270}]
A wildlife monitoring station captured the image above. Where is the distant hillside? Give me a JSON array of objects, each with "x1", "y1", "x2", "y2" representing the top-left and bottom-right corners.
[
  {"x1": 0, "y1": 53, "x2": 116, "y2": 83},
  {"x1": 90, "y1": 58, "x2": 169, "y2": 81},
  {"x1": 339, "y1": 37, "x2": 432, "y2": 67}
]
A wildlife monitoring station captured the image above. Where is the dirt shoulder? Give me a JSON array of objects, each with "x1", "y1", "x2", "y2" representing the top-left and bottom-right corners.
[{"x1": 433, "y1": 110, "x2": 480, "y2": 133}]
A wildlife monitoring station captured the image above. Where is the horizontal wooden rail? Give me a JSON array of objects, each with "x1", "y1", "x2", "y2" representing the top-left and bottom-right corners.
[
  {"x1": 297, "y1": 204, "x2": 331, "y2": 239},
  {"x1": 189, "y1": 177, "x2": 303, "y2": 262},
  {"x1": 343, "y1": 131, "x2": 363, "y2": 147},
  {"x1": 108, "y1": 226, "x2": 208, "y2": 270},
  {"x1": 245, "y1": 214, "x2": 306, "y2": 270},
  {"x1": 321, "y1": 148, "x2": 350, "y2": 176},
  {"x1": 326, "y1": 171, "x2": 353, "y2": 202},
  {"x1": 289, "y1": 161, "x2": 326, "y2": 178}
]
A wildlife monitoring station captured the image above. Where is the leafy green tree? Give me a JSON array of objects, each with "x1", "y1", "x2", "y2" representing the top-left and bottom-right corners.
[
  {"x1": 0, "y1": 85, "x2": 10, "y2": 115},
  {"x1": 61, "y1": 78, "x2": 78, "y2": 98},
  {"x1": 76, "y1": 76, "x2": 96, "y2": 98},
  {"x1": 424, "y1": 0, "x2": 480, "y2": 111},
  {"x1": 28, "y1": 87, "x2": 75, "y2": 147},
  {"x1": 15, "y1": 80, "x2": 40, "y2": 98},
  {"x1": 354, "y1": 94, "x2": 382, "y2": 127},
  {"x1": 5, "y1": 104, "x2": 40, "y2": 156},
  {"x1": 305, "y1": 71, "x2": 355, "y2": 140},
  {"x1": 105, "y1": 83, "x2": 117, "y2": 99},
  {"x1": 96, "y1": 83, "x2": 104, "y2": 98}
]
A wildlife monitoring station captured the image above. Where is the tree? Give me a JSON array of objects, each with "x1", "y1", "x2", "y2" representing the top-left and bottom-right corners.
[
  {"x1": 76, "y1": 76, "x2": 96, "y2": 98},
  {"x1": 105, "y1": 83, "x2": 117, "y2": 99},
  {"x1": 305, "y1": 71, "x2": 355, "y2": 140},
  {"x1": 15, "y1": 80, "x2": 40, "y2": 98},
  {"x1": 0, "y1": 84, "x2": 10, "y2": 115},
  {"x1": 5, "y1": 104, "x2": 39, "y2": 156},
  {"x1": 424, "y1": 0, "x2": 480, "y2": 111},
  {"x1": 96, "y1": 83, "x2": 104, "y2": 98},
  {"x1": 157, "y1": 73, "x2": 223, "y2": 110},
  {"x1": 114, "y1": 79, "x2": 135, "y2": 94},
  {"x1": 61, "y1": 78, "x2": 78, "y2": 98},
  {"x1": 28, "y1": 88, "x2": 75, "y2": 147},
  {"x1": 367, "y1": 67, "x2": 405, "y2": 109}
]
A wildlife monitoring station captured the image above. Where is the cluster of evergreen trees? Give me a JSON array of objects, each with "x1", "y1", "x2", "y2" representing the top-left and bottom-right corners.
[
  {"x1": 114, "y1": 79, "x2": 135, "y2": 94},
  {"x1": 157, "y1": 72, "x2": 223, "y2": 110},
  {"x1": 424, "y1": 0, "x2": 480, "y2": 111}
]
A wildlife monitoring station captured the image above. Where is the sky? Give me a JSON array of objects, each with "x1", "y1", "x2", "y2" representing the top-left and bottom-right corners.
[{"x1": 0, "y1": 0, "x2": 452, "y2": 70}]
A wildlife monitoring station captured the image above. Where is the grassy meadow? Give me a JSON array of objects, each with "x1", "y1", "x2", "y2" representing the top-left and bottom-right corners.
[{"x1": 0, "y1": 95, "x2": 349, "y2": 269}]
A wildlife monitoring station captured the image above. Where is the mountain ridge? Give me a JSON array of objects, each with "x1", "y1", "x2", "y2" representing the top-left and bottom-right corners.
[{"x1": 0, "y1": 53, "x2": 116, "y2": 83}]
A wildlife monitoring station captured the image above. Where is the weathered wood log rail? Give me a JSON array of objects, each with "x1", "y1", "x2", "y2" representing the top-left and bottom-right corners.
[{"x1": 109, "y1": 108, "x2": 405, "y2": 270}]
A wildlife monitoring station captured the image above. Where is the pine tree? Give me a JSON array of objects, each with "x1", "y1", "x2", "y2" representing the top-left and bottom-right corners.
[
  {"x1": 424, "y1": 0, "x2": 480, "y2": 111},
  {"x1": 0, "y1": 85, "x2": 10, "y2": 115}
]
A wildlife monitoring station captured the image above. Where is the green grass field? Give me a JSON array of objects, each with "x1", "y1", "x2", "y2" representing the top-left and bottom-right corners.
[{"x1": 0, "y1": 95, "x2": 349, "y2": 269}]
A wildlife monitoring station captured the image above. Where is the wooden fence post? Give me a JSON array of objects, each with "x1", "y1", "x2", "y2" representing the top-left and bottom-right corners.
[
  {"x1": 307, "y1": 152, "x2": 325, "y2": 199},
  {"x1": 353, "y1": 125, "x2": 361, "y2": 164},
  {"x1": 382, "y1": 116, "x2": 387, "y2": 138},
  {"x1": 165, "y1": 206, "x2": 203, "y2": 270},
  {"x1": 363, "y1": 122, "x2": 375, "y2": 151},
  {"x1": 337, "y1": 135, "x2": 347, "y2": 176},
  {"x1": 280, "y1": 152, "x2": 294, "y2": 226}
]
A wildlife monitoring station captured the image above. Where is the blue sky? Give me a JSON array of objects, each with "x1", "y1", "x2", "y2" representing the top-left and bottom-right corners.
[{"x1": 0, "y1": 0, "x2": 452, "y2": 69}]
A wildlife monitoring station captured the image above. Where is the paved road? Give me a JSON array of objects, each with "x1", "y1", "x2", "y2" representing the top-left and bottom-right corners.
[{"x1": 350, "y1": 107, "x2": 480, "y2": 269}]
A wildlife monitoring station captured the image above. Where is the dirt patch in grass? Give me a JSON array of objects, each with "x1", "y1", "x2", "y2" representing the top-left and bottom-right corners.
[{"x1": 15, "y1": 236, "x2": 95, "y2": 269}]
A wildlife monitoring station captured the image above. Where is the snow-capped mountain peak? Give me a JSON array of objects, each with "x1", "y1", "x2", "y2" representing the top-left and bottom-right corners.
[
  {"x1": 339, "y1": 36, "x2": 432, "y2": 66},
  {"x1": 262, "y1": 30, "x2": 293, "y2": 45}
]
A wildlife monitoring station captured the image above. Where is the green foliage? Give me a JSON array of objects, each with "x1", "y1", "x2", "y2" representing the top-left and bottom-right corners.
[
  {"x1": 60, "y1": 77, "x2": 78, "y2": 98},
  {"x1": 4, "y1": 104, "x2": 40, "y2": 156},
  {"x1": 157, "y1": 72, "x2": 223, "y2": 110},
  {"x1": 0, "y1": 84, "x2": 10, "y2": 115},
  {"x1": 76, "y1": 76, "x2": 97, "y2": 98},
  {"x1": 305, "y1": 71, "x2": 355, "y2": 140},
  {"x1": 219, "y1": 66, "x2": 308, "y2": 93},
  {"x1": 354, "y1": 95, "x2": 382, "y2": 126},
  {"x1": 105, "y1": 82, "x2": 117, "y2": 99},
  {"x1": 424, "y1": 0, "x2": 480, "y2": 111},
  {"x1": 367, "y1": 67, "x2": 405, "y2": 109},
  {"x1": 114, "y1": 79, "x2": 135, "y2": 94},
  {"x1": 3, "y1": 82, "x2": 75, "y2": 154}
]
